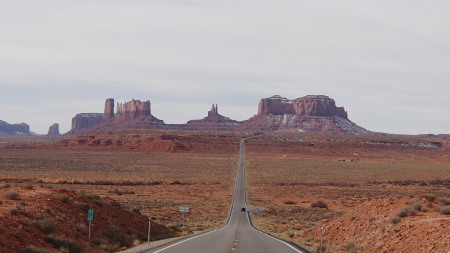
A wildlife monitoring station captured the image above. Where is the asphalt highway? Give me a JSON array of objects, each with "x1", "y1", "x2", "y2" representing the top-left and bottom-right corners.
[{"x1": 143, "y1": 137, "x2": 308, "y2": 253}]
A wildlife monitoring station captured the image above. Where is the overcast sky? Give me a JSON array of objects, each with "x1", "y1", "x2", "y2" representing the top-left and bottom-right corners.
[{"x1": 1, "y1": 0, "x2": 449, "y2": 135}]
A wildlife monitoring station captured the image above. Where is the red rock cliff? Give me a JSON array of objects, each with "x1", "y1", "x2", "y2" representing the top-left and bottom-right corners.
[
  {"x1": 293, "y1": 95, "x2": 347, "y2": 118},
  {"x1": 116, "y1": 99, "x2": 151, "y2": 120},
  {"x1": 104, "y1": 98, "x2": 115, "y2": 119},
  {"x1": 258, "y1": 95, "x2": 295, "y2": 115},
  {"x1": 47, "y1": 123, "x2": 61, "y2": 136}
]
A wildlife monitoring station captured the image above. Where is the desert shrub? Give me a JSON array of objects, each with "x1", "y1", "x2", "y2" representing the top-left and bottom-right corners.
[
  {"x1": 19, "y1": 219, "x2": 31, "y2": 226},
  {"x1": 439, "y1": 198, "x2": 450, "y2": 206},
  {"x1": 311, "y1": 200, "x2": 328, "y2": 209},
  {"x1": 94, "y1": 198, "x2": 105, "y2": 207},
  {"x1": 127, "y1": 229, "x2": 147, "y2": 241},
  {"x1": 411, "y1": 202, "x2": 422, "y2": 211},
  {"x1": 10, "y1": 207, "x2": 21, "y2": 215},
  {"x1": 170, "y1": 180, "x2": 186, "y2": 185},
  {"x1": 44, "y1": 207, "x2": 53, "y2": 214},
  {"x1": 284, "y1": 200, "x2": 297, "y2": 205},
  {"x1": 21, "y1": 246, "x2": 51, "y2": 253},
  {"x1": 108, "y1": 189, "x2": 135, "y2": 195},
  {"x1": 0, "y1": 183, "x2": 11, "y2": 189},
  {"x1": 344, "y1": 242, "x2": 359, "y2": 253},
  {"x1": 44, "y1": 235, "x2": 82, "y2": 253},
  {"x1": 396, "y1": 208, "x2": 408, "y2": 218},
  {"x1": 169, "y1": 224, "x2": 182, "y2": 232},
  {"x1": 78, "y1": 191, "x2": 100, "y2": 200},
  {"x1": 396, "y1": 206, "x2": 417, "y2": 218},
  {"x1": 0, "y1": 200, "x2": 3, "y2": 205},
  {"x1": 4, "y1": 190, "x2": 20, "y2": 200},
  {"x1": 57, "y1": 194, "x2": 72, "y2": 203},
  {"x1": 440, "y1": 206, "x2": 450, "y2": 215},
  {"x1": 103, "y1": 226, "x2": 128, "y2": 247},
  {"x1": 79, "y1": 202, "x2": 90, "y2": 212},
  {"x1": 17, "y1": 201, "x2": 27, "y2": 209},
  {"x1": 91, "y1": 238, "x2": 103, "y2": 246},
  {"x1": 421, "y1": 195, "x2": 436, "y2": 202},
  {"x1": 32, "y1": 215, "x2": 55, "y2": 234},
  {"x1": 22, "y1": 184, "x2": 34, "y2": 190},
  {"x1": 76, "y1": 224, "x2": 87, "y2": 234},
  {"x1": 390, "y1": 215, "x2": 401, "y2": 224}
]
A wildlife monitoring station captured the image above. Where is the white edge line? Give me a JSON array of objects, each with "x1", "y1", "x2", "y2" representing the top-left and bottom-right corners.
[
  {"x1": 153, "y1": 229, "x2": 219, "y2": 253},
  {"x1": 242, "y1": 136, "x2": 305, "y2": 253},
  {"x1": 245, "y1": 214, "x2": 305, "y2": 253},
  {"x1": 152, "y1": 152, "x2": 241, "y2": 253}
]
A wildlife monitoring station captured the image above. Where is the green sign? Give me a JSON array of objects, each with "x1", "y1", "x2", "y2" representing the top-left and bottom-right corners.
[{"x1": 88, "y1": 209, "x2": 94, "y2": 220}]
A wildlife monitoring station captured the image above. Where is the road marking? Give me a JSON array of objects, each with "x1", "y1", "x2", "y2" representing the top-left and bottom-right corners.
[
  {"x1": 241, "y1": 137, "x2": 306, "y2": 253},
  {"x1": 152, "y1": 229, "x2": 219, "y2": 253}
]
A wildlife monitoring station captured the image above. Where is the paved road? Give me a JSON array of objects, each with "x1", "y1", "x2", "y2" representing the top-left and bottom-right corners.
[{"x1": 143, "y1": 137, "x2": 308, "y2": 253}]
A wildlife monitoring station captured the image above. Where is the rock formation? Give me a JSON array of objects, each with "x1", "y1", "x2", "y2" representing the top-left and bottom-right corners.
[
  {"x1": 258, "y1": 95, "x2": 295, "y2": 115},
  {"x1": 66, "y1": 95, "x2": 368, "y2": 135},
  {"x1": 293, "y1": 95, "x2": 347, "y2": 118},
  {"x1": 116, "y1": 99, "x2": 151, "y2": 120},
  {"x1": 104, "y1": 98, "x2": 115, "y2": 119},
  {"x1": 47, "y1": 123, "x2": 61, "y2": 136},
  {"x1": 237, "y1": 95, "x2": 366, "y2": 135},
  {"x1": 69, "y1": 113, "x2": 104, "y2": 134},
  {"x1": 84, "y1": 99, "x2": 165, "y2": 132},
  {"x1": 0, "y1": 120, "x2": 30, "y2": 135},
  {"x1": 185, "y1": 104, "x2": 240, "y2": 131}
]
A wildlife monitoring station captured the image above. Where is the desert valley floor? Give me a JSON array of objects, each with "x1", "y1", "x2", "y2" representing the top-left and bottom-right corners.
[{"x1": 0, "y1": 131, "x2": 449, "y2": 252}]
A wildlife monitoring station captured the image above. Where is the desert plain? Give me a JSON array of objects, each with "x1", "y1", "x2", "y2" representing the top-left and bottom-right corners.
[{"x1": 0, "y1": 131, "x2": 449, "y2": 253}]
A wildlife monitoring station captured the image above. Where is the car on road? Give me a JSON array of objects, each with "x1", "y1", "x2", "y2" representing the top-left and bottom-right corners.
[{"x1": 241, "y1": 207, "x2": 246, "y2": 212}]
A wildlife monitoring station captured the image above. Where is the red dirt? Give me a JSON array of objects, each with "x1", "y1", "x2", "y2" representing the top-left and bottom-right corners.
[{"x1": 0, "y1": 185, "x2": 176, "y2": 253}]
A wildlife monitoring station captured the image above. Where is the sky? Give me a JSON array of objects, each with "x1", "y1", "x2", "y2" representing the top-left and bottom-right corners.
[{"x1": 1, "y1": 0, "x2": 449, "y2": 135}]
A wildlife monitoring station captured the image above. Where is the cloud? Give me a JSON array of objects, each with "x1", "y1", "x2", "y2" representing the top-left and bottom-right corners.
[{"x1": 0, "y1": 0, "x2": 449, "y2": 134}]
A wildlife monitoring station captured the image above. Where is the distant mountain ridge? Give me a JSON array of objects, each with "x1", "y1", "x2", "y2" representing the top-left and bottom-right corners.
[
  {"x1": 67, "y1": 95, "x2": 368, "y2": 135},
  {"x1": 0, "y1": 120, "x2": 30, "y2": 135}
]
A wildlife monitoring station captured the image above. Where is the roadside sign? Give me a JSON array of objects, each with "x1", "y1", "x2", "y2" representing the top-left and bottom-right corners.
[
  {"x1": 88, "y1": 209, "x2": 94, "y2": 220},
  {"x1": 179, "y1": 207, "x2": 189, "y2": 226}
]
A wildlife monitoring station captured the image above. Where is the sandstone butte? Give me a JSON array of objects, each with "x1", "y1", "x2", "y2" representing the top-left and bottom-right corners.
[
  {"x1": 0, "y1": 120, "x2": 30, "y2": 136},
  {"x1": 67, "y1": 95, "x2": 369, "y2": 135},
  {"x1": 46, "y1": 123, "x2": 61, "y2": 136}
]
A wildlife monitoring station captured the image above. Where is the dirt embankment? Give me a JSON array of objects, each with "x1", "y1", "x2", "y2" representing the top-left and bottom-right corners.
[{"x1": 0, "y1": 184, "x2": 176, "y2": 253}]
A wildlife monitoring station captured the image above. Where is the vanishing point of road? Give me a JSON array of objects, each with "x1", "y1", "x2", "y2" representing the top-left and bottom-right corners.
[{"x1": 143, "y1": 136, "x2": 309, "y2": 253}]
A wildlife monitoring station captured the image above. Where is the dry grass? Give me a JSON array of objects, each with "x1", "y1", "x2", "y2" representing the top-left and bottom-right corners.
[
  {"x1": 0, "y1": 150, "x2": 237, "y2": 232},
  {"x1": 245, "y1": 140, "x2": 450, "y2": 252}
]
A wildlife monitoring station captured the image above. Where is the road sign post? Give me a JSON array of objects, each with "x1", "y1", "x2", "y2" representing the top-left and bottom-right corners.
[
  {"x1": 88, "y1": 209, "x2": 94, "y2": 243},
  {"x1": 319, "y1": 226, "x2": 324, "y2": 252},
  {"x1": 179, "y1": 207, "x2": 190, "y2": 226},
  {"x1": 148, "y1": 220, "x2": 151, "y2": 244}
]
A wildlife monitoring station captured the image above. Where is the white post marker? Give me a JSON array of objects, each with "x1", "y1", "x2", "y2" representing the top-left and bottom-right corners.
[
  {"x1": 148, "y1": 220, "x2": 151, "y2": 244},
  {"x1": 319, "y1": 226, "x2": 324, "y2": 252}
]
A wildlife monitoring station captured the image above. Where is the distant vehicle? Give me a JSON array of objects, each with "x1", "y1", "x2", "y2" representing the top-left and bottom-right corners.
[{"x1": 241, "y1": 207, "x2": 246, "y2": 212}]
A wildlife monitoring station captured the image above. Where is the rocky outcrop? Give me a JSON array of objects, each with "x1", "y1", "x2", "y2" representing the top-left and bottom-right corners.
[
  {"x1": 185, "y1": 104, "x2": 240, "y2": 131},
  {"x1": 47, "y1": 123, "x2": 61, "y2": 136},
  {"x1": 0, "y1": 120, "x2": 30, "y2": 135},
  {"x1": 70, "y1": 113, "x2": 104, "y2": 133},
  {"x1": 293, "y1": 95, "x2": 347, "y2": 118},
  {"x1": 66, "y1": 95, "x2": 368, "y2": 135},
  {"x1": 104, "y1": 98, "x2": 115, "y2": 119},
  {"x1": 257, "y1": 95, "x2": 347, "y2": 118},
  {"x1": 237, "y1": 95, "x2": 366, "y2": 135},
  {"x1": 258, "y1": 95, "x2": 295, "y2": 115},
  {"x1": 116, "y1": 99, "x2": 151, "y2": 120},
  {"x1": 86, "y1": 99, "x2": 165, "y2": 132}
]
